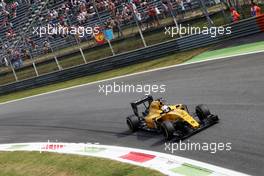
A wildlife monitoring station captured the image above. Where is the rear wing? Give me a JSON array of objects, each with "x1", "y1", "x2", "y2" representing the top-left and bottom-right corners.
[{"x1": 130, "y1": 95, "x2": 153, "y2": 116}]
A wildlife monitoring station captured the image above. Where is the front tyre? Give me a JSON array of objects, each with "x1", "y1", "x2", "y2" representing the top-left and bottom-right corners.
[
  {"x1": 208, "y1": 114, "x2": 219, "y2": 122},
  {"x1": 127, "y1": 115, "x2": 139, "y2": 132},
  {"x1": 196, "y1": 104, "x2": 211, "y2": 122},
  {"x1": 161, "y1": 121, "x2": 175, "y2": 140}
]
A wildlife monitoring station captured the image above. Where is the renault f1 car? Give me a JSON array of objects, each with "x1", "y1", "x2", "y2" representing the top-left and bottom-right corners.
[{"x1": 126, "y1": 95, "x2": 219, "y2": 140}]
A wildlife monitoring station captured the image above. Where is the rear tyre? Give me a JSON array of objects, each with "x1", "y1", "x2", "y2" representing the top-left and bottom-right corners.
[
  {"x1": 196, "y1": 104, "x2": 211, "y2": 122},
  {"x1": 161, "y1": 121, "x2": 175, "y2": 140},
  {"x1": 127, "y1": 115, "x2": 139, "y2": 132}
]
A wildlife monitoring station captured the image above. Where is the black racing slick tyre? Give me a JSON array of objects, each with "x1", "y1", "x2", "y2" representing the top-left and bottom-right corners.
[
  {"x1": 161, "y1": 121, "x2": 175, "y2": 140},
  {"x1": 196, "y1": 104, "x2": 211, "y2": 122},
  {"x1": 126, "y1": 116, "x2": 139, "y2": 132}
]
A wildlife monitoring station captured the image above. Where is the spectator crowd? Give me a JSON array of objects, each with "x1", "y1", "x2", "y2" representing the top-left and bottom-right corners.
[{"x1": 0, "y1": 0, "x2": 263, "y2": 69}]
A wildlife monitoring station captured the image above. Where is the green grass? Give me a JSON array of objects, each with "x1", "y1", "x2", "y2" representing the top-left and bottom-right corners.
[
  {"x1": 187, "y1": 41, "x2": 264, "y2": 63},
  {"x1": 0, "y1": 152, "x2": 164, "y2": 176},
  {"x1": 0, "y1": 47, "x2": 208, "y2": 103}
]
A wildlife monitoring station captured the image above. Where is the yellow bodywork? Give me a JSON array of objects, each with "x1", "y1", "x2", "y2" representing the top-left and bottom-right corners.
[{"x1": 145, "y1": 100, "x2": 200, "y2": 129}]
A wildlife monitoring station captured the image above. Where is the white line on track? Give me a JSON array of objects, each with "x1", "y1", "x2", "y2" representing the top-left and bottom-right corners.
[
  {"x1": 0, "y1": 49, "x2": 263, "y2": 106},
  {"x1": 1, "y1": 50, "x2": 261, "y2": 175}
]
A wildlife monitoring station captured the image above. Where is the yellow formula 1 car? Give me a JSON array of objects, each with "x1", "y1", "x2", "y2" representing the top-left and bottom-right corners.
[{"x1": 126, "y1": 95, "x2": 219, "y2": 140}]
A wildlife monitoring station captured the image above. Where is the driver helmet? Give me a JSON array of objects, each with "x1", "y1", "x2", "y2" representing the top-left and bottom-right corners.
[
  {"x1": 161, "y1": 105, "x2": 170, "y2": 113},
  {"x1": 157, "y1": 98, "x2": 166, "y2": 106}
]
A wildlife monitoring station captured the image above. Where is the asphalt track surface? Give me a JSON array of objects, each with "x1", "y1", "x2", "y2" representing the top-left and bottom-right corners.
[{"x1": 0, "y1": 52, "x2": 264, "y2": 175}]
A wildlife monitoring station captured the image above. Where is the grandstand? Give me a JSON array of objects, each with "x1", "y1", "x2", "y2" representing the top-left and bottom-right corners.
[
  {"x1": 1, "y1": 0, "x2": 216, "y2": 57},
  {"x1": 1, "y1": 0, "x2": 262, "y2": 85}
]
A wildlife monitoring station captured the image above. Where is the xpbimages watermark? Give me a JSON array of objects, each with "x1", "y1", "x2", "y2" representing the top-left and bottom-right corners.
[
  {"x1": 98, "y1": 82, "x2": 166, "y2": 95},
  {"x1": 32, "y1": 25, "x2": 100, "y2": 38},
  {"x1": 164, "y1": 24, "x2": 232, "y2": 38},
  {"x1": 164, "y1": 140, "x2": 232, "y2": 154},
  {"x1": 39, "y1": 140, "x2": 100, "y2": 153}
]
